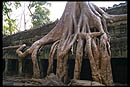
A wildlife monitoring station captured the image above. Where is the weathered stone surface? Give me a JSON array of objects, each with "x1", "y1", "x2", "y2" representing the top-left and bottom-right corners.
[
  {"x1": 3, "y1": 73, "x2": 65, "y2": 86},
  {"x1": 3, "y1": 21, "x2": 58, "y2": 47},
  {"x1": 3, "y1": 3, "x2": 127, "y2": 59},
  {"x1": 69, "y1": 79, "x2": 105, "y2": 86},
  {"x1": 3, "y1": 21, "x2": 58, "y2": 59},
  {"x1": 41, "y1": 73, "x2": 65, "y2": 86},
  {"x1": 106, "y1": 2, "x2": 127, "y2": 15},
  {"x1": 106, "y1": 2, "x2": 127, "y2": 58}
]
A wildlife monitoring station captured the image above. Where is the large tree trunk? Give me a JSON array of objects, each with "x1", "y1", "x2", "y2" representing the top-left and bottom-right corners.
[{"x1": 15, "y1": 2, "x2": 127, "y2": 86}]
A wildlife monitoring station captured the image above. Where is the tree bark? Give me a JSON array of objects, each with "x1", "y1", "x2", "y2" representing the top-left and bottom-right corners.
[
  {"x1": 18, "y1": 58, "x2": 23, "y2": 76},
  {"x1": 13, "y1": 2, "x2": 127, "y2": 86},
  {"x1": 47, "y1": 40, "x2": 60, "y2": 75},
  {"x1": 3, "y1": 45, "x2": 24, "y2": 50}
]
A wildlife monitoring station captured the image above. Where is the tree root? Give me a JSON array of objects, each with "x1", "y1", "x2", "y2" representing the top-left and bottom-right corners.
[
  {"x1": 13, "y1": 2, "x2": 127, "y2": 86},
  {"x1": 47, "y1": 40, "x2": 60, "y2": 75}
]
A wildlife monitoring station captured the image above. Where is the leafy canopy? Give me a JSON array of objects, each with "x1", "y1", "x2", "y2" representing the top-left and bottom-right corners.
[
  {"x1": 29, "y1": 1, "x2": 51, "y2": 29},
  {"x1": 3, "y1": 1, "x2": 51, "y2": 35},
  {"x1": 3, "y1": 1, "x2": 21, "y2": 35}
]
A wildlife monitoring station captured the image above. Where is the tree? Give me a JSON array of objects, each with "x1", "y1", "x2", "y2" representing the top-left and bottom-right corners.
[
  {"x1": 14, "y1": 2, "x2": 127, "y2": 86},
  {"x1": 28, "y1": 1, "x2": 51, "y2": 29},
  {"x1": 3, "y1": 1, "x2": 21, "y2": 35}
]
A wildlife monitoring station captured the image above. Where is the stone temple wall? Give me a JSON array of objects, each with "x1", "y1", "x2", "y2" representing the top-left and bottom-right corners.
[
  {"x1": 3, "y1": 3, "x2": 127, "y2": 59},
  {"x1": 2, "y1": 2, "x2": 127, "y2": 84},
  {"x1": 107, "y1": 3, "x2": 127, "y2": 58}
]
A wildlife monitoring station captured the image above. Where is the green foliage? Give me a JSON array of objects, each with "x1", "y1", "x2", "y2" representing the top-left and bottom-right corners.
[
  {"x1": 3, "y1": 1, "x2": 21, "y2": 35},
  {"x1": 3, "y1": 1, "x2": 21, "y2": 15},
  {"x1": 3, "y1": 1, "x2": 51, "y2": 35},
  {"x1": 14, "y1": 1, "x2": 21, "y2": 9},
  {"x1": 3, "y1": 19, "x2": 17, "y2": 35},
  {"x1": 29, "y1": 1, "x2": 51, "y2": 29},
  {"x1": 3, "y1": 2, "x2": 12, "y2": 15}
]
